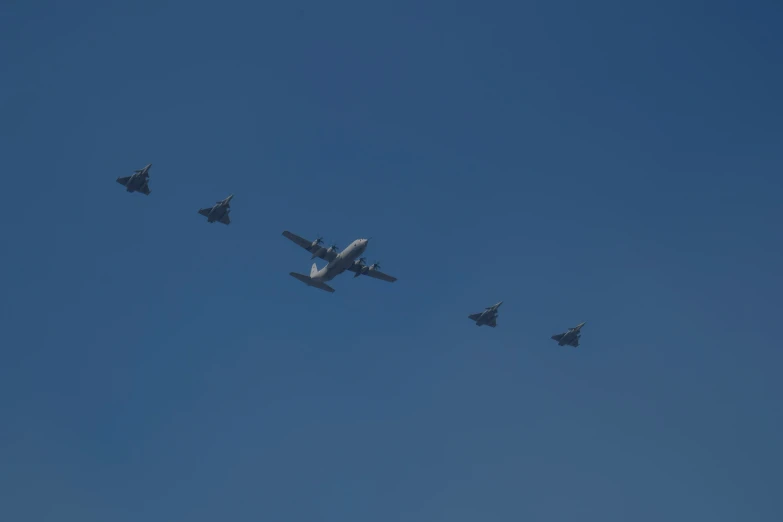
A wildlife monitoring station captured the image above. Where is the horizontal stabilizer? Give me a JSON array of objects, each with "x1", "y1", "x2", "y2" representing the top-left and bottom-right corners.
[{"x1": 289, "y1": 272, "x2": 335, "y2": 293}]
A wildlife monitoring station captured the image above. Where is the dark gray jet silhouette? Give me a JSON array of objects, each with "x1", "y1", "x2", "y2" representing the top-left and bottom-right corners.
[
  {"x1": 551, "y1": 322, "x2": 586, "y2": 347},
  {"x1": 116, "y1": 164, "x2": 152, "y2": 195},
  {"x1": 468, "y1": 301, "x2": 503, "y2": 328},
  {"x1": 198, "y1": 194, "x2": 234, "y2": 224}
]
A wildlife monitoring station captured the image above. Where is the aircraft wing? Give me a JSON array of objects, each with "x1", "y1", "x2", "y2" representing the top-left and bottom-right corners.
[
  {"x1": 468, "y1": 313, "x2": 481, "y2": 321},
  {"x1": 198, "y1": 208, "x2": 212, "y2": 217},
  {"x1": 138, "y1": 184, "x2": 151, "y2": 195},
  {"x1": 219, "y1": 213, "x2": 231, "y2": 225},
  {"x1": 569, "y1": 337, "x2": 580, "y2": 347},
  {"x1": 117, "y1": 176, "x2": 131, "y2": 186},
  {"x1": 347, "y1": 264, "x2": 397, "y2": 282},
  {"x1": 551, "y1": 334, "x2": 564, "y2": 342},
  {"x1": 487, "y1": 317, "x2": 497, "y2": 328},
  {"x1": 282, "y1": 231, "x2": 337, "y2": 262}
]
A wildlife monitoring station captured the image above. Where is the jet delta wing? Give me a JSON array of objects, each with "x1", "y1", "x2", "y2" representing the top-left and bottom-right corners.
[
  {"x1": 116, "y1": 164, "x2": 152, "y2": 195},
  {"x1": 282, "y1": 231, "x2": 339, "y2": 263},
  {"x1": 468, "y1": 301, "x2": 502, "y2": 327},
  {"x1": 198, "y1": 208, "x2": 230, "y2": 225},
  {"x1": 198, "y1": 195, "x2": 233, "y2": 225},
  {"x1": 551, "y1": 322, "x2": 586, "y2": 347}
]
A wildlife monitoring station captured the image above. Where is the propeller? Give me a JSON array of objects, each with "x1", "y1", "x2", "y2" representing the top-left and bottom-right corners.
[
  {"x1": 309, "y1": 235, "x2": 326, "y2": 258},
  {"x1": 370, "y1": 261, "x2": 381, "y2": 270},
  {"x1": 353, "y1": 257, "x2": 369, "y2": 278},
  {"x1": 327, "y1": 242, "x2": 340, "y2": 252}
]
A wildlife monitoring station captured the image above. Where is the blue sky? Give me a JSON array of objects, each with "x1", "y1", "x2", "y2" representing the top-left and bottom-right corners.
[{"x1": 1, "y1": 1, "x2": 782, "y2": 520}]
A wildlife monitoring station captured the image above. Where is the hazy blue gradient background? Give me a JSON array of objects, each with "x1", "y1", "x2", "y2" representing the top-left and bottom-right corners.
[{"x1": 1, "y1": 1, "x2": 782, "y2": 520}]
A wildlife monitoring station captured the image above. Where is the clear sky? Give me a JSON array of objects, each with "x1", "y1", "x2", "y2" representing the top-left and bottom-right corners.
[{"x1": 1, "y1": 1, "x2": 782, "y2": 520}]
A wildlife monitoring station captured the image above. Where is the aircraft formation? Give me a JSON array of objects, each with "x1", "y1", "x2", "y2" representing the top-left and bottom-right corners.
[{"x1": 117, "y1": 164, "x2": 587, "y2": 347}]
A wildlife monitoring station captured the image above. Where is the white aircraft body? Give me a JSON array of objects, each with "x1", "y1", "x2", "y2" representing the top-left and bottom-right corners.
[{"x1": 282, "y1": 231, "x2": 397, "y2": 293}]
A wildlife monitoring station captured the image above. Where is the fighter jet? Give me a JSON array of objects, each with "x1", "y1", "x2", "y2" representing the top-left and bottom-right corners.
[
  {"x1": 282, "y1": 231, "x2": 397, "y2": 293},
  {"x1": 198, "y1": 194, "x2": 233, "y2": 225},
  {"x1": 551, "y1": 322, "x2": 586, "y2": 347},
  {"x1": 116, "y1": 164, "x2": 152, "y2": 195},
  {"x1": 468, "y1": 301, "x2": 503, "y2": 328}
]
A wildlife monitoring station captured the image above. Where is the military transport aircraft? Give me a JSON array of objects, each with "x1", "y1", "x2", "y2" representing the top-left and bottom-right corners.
[
  {"x1": 282, "y1": 231, "x2": 397, "y2": 293},
  {"x1": 468, "y1": 301, "x2": 503, "y2": 328},
  {"x1": 198, "y1": 194, "x2": 234, "y2": 224},
  {"x1": 116, "y1": 164, "x2": 152, "y2": 195},
  {"x1": 551, "y1": 322, "x2": 586, "y2": 347}
]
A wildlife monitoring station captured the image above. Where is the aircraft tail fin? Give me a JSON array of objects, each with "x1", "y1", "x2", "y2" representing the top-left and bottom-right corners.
[
  {"x1": 289, "y1": 272, "x2": 335, "y2": 293},
  {"x1": 310, "y1": 263, "x2": 318, "y2": 277}
]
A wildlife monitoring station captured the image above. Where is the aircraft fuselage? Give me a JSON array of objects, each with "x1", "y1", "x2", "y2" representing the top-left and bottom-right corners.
[{"x1": 312, "y1": 239, "x2": 368, "y2": 282}]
